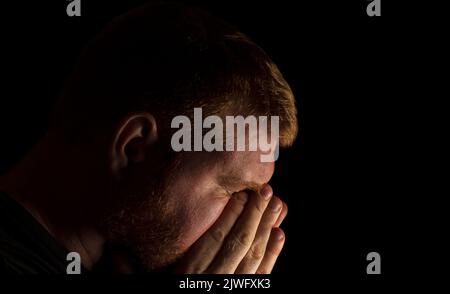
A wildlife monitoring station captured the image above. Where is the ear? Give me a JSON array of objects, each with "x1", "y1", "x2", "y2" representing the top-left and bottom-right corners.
[{"x1": 110, "y1": 113, "x2": 158, "y2": 175}]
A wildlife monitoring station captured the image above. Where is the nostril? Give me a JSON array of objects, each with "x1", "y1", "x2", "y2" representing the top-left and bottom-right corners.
[{"x1": 259, "y1": 184, "x2": 273, "y2": 199}]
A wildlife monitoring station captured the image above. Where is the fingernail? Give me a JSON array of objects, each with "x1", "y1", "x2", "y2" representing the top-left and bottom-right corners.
[
  {"x1": 259, "y1": 184, "x2": 273, "y2": 199},
  {"x1": 236, "y1": 191, "x2": 248, "y2": 202},
  {"x1": 269, "y1": 198, "x2": 282, "y2": 212},
  {"x1": 274, "y1": 229, "x2": 285, "y2": 241}
]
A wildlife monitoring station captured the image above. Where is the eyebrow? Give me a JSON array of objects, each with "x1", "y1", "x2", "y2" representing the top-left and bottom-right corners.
[{"x1": 217, "y1": 175, "x2": 261, "y2": 192}]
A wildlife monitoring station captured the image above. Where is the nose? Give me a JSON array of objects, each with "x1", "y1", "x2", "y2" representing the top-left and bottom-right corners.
[
  {"x1": 251, "y1": 160, "x2": 274, "y2": 186},
  {"x1": 261, "y1": 161, "x2": 275, "y2": 183}
]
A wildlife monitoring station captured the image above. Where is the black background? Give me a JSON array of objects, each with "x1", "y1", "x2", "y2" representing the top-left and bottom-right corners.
[{"x1": 0, "y1": 0, "x2": 437, "y2": 289}]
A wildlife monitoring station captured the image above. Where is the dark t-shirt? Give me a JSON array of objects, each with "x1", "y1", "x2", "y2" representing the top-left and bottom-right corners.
[{"x1": 0, "y1": 191, "x2": 68, "y2": 273}]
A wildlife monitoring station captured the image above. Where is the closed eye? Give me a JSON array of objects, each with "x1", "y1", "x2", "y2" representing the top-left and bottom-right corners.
[{"x1": 218, "y1": 175, "x2": 259, "y2": 195}]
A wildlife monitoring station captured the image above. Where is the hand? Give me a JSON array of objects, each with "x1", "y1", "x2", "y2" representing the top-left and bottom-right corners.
[{"x1": 175, "y1": 184, "x2": 288, "y2": 274}]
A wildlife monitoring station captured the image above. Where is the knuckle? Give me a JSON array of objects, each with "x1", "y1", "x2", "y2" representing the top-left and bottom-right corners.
[
  {"x1": 237, "y1": 231, "x2": 253, "y2": 247},
  {"x1": 267, "y1": 239, "x2": 284, "y2": 255},
  {"x1": 248, "y1": 243, "x2": 265, "y2": 260},
  {"x1": 253, "y1": 199, "x2": 266, "y2": 214},
  {"x1": 267, "y1": 244, "x2": 283, "y2": 256},
  {"x1": 227, "y1": 231, "x2": 252, "y2": 251},
  {"x1": 210, "y1": 228, "x2": 225, "y2": 243}
]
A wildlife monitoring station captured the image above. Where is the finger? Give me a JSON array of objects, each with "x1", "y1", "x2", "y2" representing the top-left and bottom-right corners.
[
  {"x1": 206, "y1": 184, "x2": 273, "y2": 274},
  {"x1": 256, "y1": 228, "x2": 285, "y2": 274},
  {"x1": 234, "y1": 196, "x2": 282, "y2": 273},
  {"x1": 176, "y1": 191, "x2": 249, "y2": 273},
  {"x1": 274, "y1": 201, "x2": 288, "y2": 228}
]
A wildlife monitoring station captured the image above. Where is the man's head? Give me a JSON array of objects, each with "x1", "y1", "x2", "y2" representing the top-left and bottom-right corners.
[{"x1": 52, "y1": 2, "x2": 297, "y2": 271}]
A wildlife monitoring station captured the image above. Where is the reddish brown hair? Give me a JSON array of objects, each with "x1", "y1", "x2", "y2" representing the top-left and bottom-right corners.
[{"x1": 55, "y1": 2, "x2": 297, "y2": 147}]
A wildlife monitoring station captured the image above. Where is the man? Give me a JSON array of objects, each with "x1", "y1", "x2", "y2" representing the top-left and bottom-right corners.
[{"x1": 0, "y1": 2, "x2": 297, "y2": 273}]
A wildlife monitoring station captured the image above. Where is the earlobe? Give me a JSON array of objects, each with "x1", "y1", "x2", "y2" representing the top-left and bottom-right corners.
[{"x1": 110, "y1": 113, "x2": 158, "y2": 174}]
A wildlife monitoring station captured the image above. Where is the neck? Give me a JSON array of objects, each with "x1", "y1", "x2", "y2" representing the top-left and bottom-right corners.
[{"x1": 0, "y1": 130, "x2": 106, "y2": 270}]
